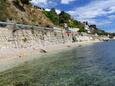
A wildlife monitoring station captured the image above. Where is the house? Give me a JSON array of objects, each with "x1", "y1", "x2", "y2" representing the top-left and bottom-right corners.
[{"x1": 83, "y1": 21, "x2": 96, "y2": 34}]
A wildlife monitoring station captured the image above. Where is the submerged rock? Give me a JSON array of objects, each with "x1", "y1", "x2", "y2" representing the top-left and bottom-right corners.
[
  {"x1": 78, "y1": 45, "x2": 82, "y2": 47},
  {"x1": 67, "y1": 45, "x2": 71, "y2": 47},
  {"x1": 40, "y1": 49, "x2": 47, "y2": 53},
  {"x1": 19, "y1": 55, "x2": 22, "y2": 58}
]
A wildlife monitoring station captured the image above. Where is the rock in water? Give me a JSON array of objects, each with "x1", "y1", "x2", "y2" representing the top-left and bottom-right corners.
[
  {"x1": 67, "y1": 45, "x2": 71, "y2": 47},
  {"x1": 19, "y1": 56, "x2": 22, "y2": 58},
  {"x1": 40, "y1": 49, "x2": 47, "y2": 53},
  {"x1": 78, "y1": 45, "x2": 82, "y2": 47}
]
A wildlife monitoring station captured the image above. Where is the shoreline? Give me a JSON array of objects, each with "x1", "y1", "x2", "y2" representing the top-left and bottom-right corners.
[{"x1": 0, "y1": 40, "x2": 100, "y2": 72}]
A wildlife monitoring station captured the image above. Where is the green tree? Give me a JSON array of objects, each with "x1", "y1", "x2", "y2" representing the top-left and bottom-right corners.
[
  {"x1": 44, "y1": 8, "x2": 59, "y2": 25},
  {"x1": 59, "y1": 11, "x2": 71, "y2": 24},
  {"x1": 78, "y1": 27, "x2": 87, "y2": 32}
]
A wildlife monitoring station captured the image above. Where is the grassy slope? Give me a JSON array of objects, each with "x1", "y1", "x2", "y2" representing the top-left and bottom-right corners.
[
  {"x1": 0, "y1": 0, "x2": 9, "y2": 21},
  {"x1": 0, "y1": 0, "x2": 53, "y2": 25}
]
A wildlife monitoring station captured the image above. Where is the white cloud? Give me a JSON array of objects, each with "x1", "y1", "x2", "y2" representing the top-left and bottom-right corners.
[
  {"x1": 45, "y1": 8, "x2": 61, "y2": 14},
  {"x1": 45, "y1": 8, "x2": 50, "y2": 11},
  {"x1": 55, "y1": 9, "x2": 61, "y2": 14},
  {"x1": 30, "y1": 0, "x2": 57, "y2": 8},
  {"x1": 68, "y1": 0, "x2": 115, "y2": 25},
  {"x1": 108, "y1": 15, "x2": 115, "y2": 20},
  {"x1": 78, "y1": 18, "x2": 112, "y2": 26},
  {"x1": 30, "y1": 0, "x2": 47, "y2": 8},
  {"x1": 96, "y1": 21, "x2": 112, "y2": 26},
  {"x1": 30, "y1": 0, "x2": 75, "y2": 8},
  {"x1": 61, "y1": 0, "x2": 75, "y2": 4},
  {"x1": 30, "y1": 0, "x2": 47, "y2": 6}
]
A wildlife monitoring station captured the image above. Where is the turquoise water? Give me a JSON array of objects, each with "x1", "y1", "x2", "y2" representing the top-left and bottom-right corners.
[{"x1": 0, "y1": 41, "x2": 115, "y2": 86}]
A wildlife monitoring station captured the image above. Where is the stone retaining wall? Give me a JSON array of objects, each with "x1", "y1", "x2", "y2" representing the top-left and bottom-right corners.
[{"x1": 0, "y1": 27, "x2": 73, "y2": 49}]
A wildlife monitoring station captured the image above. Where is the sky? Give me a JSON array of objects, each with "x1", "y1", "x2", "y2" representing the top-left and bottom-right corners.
[{"x1": 30, "y1": 0, "x2": 115, "y2": 32}]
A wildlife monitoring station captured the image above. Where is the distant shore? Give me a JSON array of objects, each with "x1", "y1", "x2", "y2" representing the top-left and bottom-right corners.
[{"x1": 0, "y1": 40, "x2": 100, "y2": 72}]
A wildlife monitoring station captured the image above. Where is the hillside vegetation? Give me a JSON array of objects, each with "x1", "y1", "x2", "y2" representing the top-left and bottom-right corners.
[
  {"x1": 43, "y1": 8, "x2": 108, "y2": 35},
  {"x1": 0, "y1": 0, "x2": 111, "y2": 36},
  {"x1": 44, "y1": 8, "x2": 85, "y2": 30},
  {"x1": 0, "y1": 0, "x2": 9, "y2": 21},
  {"x1": 0, "y1": 0, "x2": 53, "y2": 25}
]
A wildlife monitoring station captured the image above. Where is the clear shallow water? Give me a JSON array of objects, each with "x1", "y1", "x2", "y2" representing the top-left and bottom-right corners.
[{"x1": 0, "y1": 41, "x2": 115, "y2": 86}]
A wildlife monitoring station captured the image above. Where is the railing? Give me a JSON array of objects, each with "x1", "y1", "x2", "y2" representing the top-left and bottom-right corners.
[{"x1": 0, "y1": 21, "x2": 73, "y2": 49}]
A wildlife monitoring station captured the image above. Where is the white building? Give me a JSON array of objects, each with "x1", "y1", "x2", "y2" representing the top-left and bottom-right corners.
[
  {"x1": 83, "y1": 22, "x2": 95, "y2": 34},
  {"x1": 69, "y1": 28, "x2": 79, "y2": 32}
]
